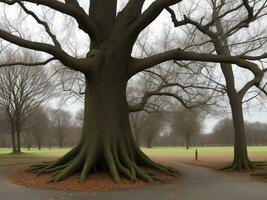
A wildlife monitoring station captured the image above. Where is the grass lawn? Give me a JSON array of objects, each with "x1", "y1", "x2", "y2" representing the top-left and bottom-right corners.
[
  {"x1": 0, "y1": 146, "x2": 266, "y2": 162},
  {"x1": 143, "y1": 146, "x2": 267, "y2": 158},
  {"x1": 0, "y1": 146, "x2": 267, "y2": 182}
]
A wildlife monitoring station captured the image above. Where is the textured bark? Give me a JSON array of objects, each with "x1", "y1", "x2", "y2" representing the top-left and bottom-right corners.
[
  {"x1": 214, "y1": 35, "x2": 252, "y2": 170},
  {"x1": 28, "y1": 77, "x2": 175, "y2": 182},
  {"x1": 216, "y1": 60, "x2": 252, "y2": 170},
  {"x1": 230, "y1": 98, "x2": 252, "y2": 170},
  {"x1": 28, "y1": 44, "x2": 176, "y2": 182}
]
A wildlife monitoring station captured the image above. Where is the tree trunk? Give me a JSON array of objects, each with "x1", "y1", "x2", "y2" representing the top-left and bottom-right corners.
[
  {"x1": 229, "y1": 96, "x2": 252, "y2": 170},
  {"x1": 10, "y1": 125, "x2": 17, "y2": 153},
  {"x1": 214, "y1": 18, "x2": 252, "y2": 171},
  {"x1": 185, "y1": 135, "x2": 190, "y2": 150},
  {"x1": 16, "y1": 130, "x2": 21, "y2": 153},
  {"x1": 28, "y1": 72, "x2": 175, "y2": 182}
]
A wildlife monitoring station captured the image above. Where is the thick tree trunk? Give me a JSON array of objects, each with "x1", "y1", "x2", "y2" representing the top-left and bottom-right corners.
[
  {"x1": 218, "y1": 63, "x2": 252, "y2": 170},
  {"x1": 213, "y1": 27, "x2": 252, "y2": 170},
  {"x1": 28, "y1": 72, "x2": 175, "y2": 182},
  {"x1": 229, "y1": 96, "x2": 252, "y2": 170},
  {"x1": 214, "y1": 17, "x2": 255, "y2": 170}
]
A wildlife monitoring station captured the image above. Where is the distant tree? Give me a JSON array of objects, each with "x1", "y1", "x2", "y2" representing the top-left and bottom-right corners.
[
  {"x1": 75, "y1": 109, "x2": 84, "y2": 128},
  {"x1": 212, "y1": 118, "x2": 235, "y2": 146},
  {"x1": 28, "y1": 107, "x2": 50, "y2": 150},
  {"x1": 141, "y1": 112, "x2": 164, "y2": 148},
  {"x1": 51, "y1": 109, "x2": 71, "y2": 148},
  {"x1": 171, "y1": 108, "x2": 201, "y2": 149},
  {"x1": 22, "y1": 129, "x2": 33, "y2": 150},
  {"x1": 246, "y1": 122, "x2": 267, "y2": 146},
  {"x1": 129, "y1": 111, "x2": 148, "y2": 147},
  {"x1": 0, "y1": 52, "x2": 52, "y2": 153}
]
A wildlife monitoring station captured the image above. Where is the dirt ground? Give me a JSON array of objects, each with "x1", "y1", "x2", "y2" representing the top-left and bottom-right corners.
[
  {"x1": 152, "y1": 155, "x2": 267, "y2": 181},
  {"x1": 5, "y1": 154, "x2": 267, "y2": 193},
  {"x1": 10, "y1": 162, "x2": 177, "y2": 193}
]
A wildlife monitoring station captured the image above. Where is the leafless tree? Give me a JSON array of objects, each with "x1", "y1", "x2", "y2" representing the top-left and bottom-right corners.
[
  {"x1": 27, "y1": 107, "x2": 50, "y2": 150},
  {"x1": 129, "y1": 111, "x2": 148, "y2": 146},
  {"x1": 51, "y1": 109, "x2": 71, "y2": 148},
  {"x1": 75, "y1": 109, "x2": 84, "y2": 128},
  {"x1": 141, "y1": 112, "x2": 165, "y2": 148},
  {"x1": 22, "y1": 128, "x2": 33, "y2": 150},
  {"x1": 246, "y1": 122, "x2": 267, "y2": 146},
  {"x1": 0, "y1": 52, "x2": 53, "y2": 153},
  {"x1": 171, "y1": 108, "x2": 202, "y2": 149},
  {"x1": 212, "y1": 118, "x2": 235, "y2": 146},
  {"x1": 167, "y1": 0, "x2": 267, "y2": 170}
]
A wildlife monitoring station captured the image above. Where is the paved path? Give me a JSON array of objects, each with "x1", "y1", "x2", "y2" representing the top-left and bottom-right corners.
[{"x1": 0, "y1": 161, "x2": 267, "y2": 200}]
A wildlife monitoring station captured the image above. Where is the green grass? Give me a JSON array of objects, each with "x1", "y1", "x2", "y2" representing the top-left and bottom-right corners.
[
  {"x1": 0, "y1": 146, "x2": 266, "y2": 169},
  {"x1": 0, "y1": 148, "x2": 71, "y2": 157},
  {"x1": 0, "y1": 146, "x2": 266, "y2": 158}
]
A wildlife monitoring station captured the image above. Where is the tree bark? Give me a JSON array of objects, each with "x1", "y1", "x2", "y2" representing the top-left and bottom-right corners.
[
  {"x1": 214, "y1": 48, "x2": 252, "y2": 170},
  {"x1": 214, "y1": 18, "x2": 252, "y2": 171},
  {"x1": 229, "y1": 95, "x2": 252, "y2": 170},
  {"x1": 28, "y1": 61, "x2": 175, "y2": 182}
]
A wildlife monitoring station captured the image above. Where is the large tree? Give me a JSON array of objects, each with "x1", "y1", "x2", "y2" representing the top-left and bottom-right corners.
[
  {"x1": 167, "y1": 0, "x2": 267, "y2": 170},
  {"x1": 0, "y1": 0, "x2": 266, "y2": 182}
]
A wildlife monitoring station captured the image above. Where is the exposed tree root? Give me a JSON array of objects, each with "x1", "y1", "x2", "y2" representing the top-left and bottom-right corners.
[
  {"x1": 27, "y1": 141, "x2": 177, "y2": 183},
  {"x1": 219, "y1": 160, "x2": 261, "y2": 172}
]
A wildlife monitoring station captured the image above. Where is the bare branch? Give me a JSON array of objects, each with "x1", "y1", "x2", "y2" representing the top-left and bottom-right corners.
[
  {"x1": 130, "y1": 0, "x2": 182, "y2": 36},
  {"x1": 0, "y1": 0, "x2": 100, "y2": 39},
  {"x1": 0, "y1": 57, "x2": 56, "y2": 68},
  {"x1": 17, "y1": 1, "x2": 61, "y2": 48},
  {"x1": 129, "y1": 49, "x2": 262, "y2": 78},
  {"x1": 0, "y1": 28, "x2": 89, "y2": 72}
]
